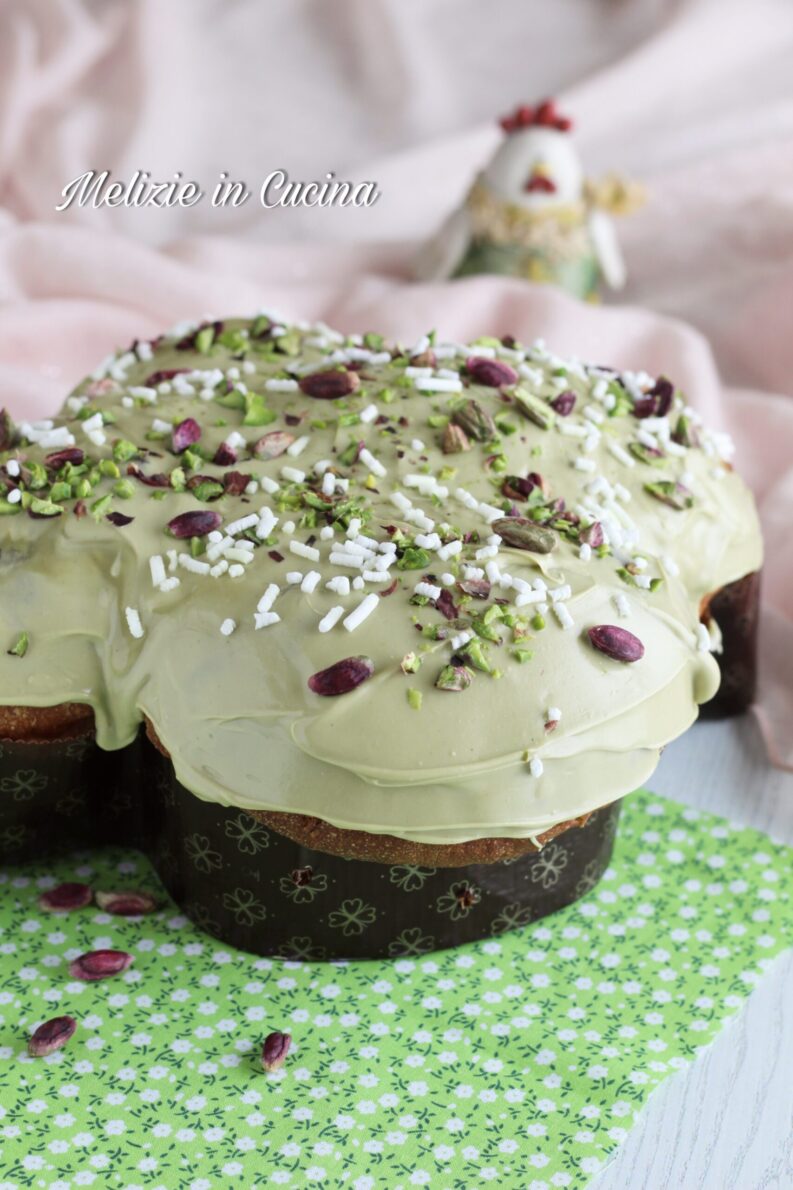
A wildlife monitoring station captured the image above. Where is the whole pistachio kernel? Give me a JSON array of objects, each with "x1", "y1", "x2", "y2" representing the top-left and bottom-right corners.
[
  {"x1": 441, "y1": 423, "x2": 471, "y2": 454},
  {"x1": 308, "y1": 656, "x2": 374, "y2": 696},
  {"x1": 644, "y1": 481, "x2": 694, "y2": 510},
  {"x1": 28, "y1": 1015, "x2": 77, "y2": 1058},
  {"x1": 587, "y1": 624, "x2": 645, "y2": 663},
  {"x1": 261, "y1": 1030, "x2": 292, "y2": 1072},
  {"x1": 451, "y1": 400, "x2": 496, "y2": 443},
  {"x1": 491, "y1": 517, "x2": 556, "y2": 554}
]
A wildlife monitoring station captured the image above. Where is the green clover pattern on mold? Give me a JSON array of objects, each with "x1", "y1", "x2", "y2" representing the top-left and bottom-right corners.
[
  {"x1": 0, "y1": 791, "x2": 791, "y2": 1189},
  {"x1": 279, "y1": 870, "x2": 328, "y2": 903},
  {"x1": 531, "y1": 842, "x2": 569, "y2": 889},
  {"x1": 222, "y1": 887, "x2": 267, "y2": 927},
  {"x1": 389, "y1": 864, "x2": 437, "y2": 892},
  {"x1": 224, "y1": 813, "x2": 271, "y2": 855},
  {"x1": 0, "y1": 768, "x2": 48, "y2": 801},
  {"x1": 327, "y1": 897, "x2": 378, "y2": 936},
  {"x1": 184, "y1": 833, "x2": 223, "y2": 874}
]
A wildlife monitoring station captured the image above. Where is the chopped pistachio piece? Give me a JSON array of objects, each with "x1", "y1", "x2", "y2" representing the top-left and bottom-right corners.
[{"x1": 7, "y1": 631, "x2": 29, "y2": 658}]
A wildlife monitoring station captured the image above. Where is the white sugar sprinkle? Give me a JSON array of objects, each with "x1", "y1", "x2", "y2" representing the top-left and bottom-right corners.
[
  {"x1": 553, "y1": 603, "x2": 575, "y2": 631},
  {"x1": 125, "y1": 607, "x2": 144, "y2": 639},
  {"x1": 329, "y1": 551, "x2": 365, "y2": 570},
  {"x1": 280, "y1": 466, "x2": 305, "y2": 484},
  {"x1": 606, "y1": 440, "x2": 635, "y2": 468},
  {"x1": 529, "y1": 757, "x2": 544, "y2": 778},
  {"x1": 260, "y1": 476, "x2": 280, "y2": 495},
  {"x1": 289, "y1": 540, "x2": 320, "y2": 563},
  {"x1": 318, "y1": 606, "x2": 344, "y2": 634},
  {"x1": 6, "y1": 459, "x2": 20, "y2": 478},
  {"x1": 546, "y1": 707, "x2": 562, "y2": 723},
  {"x1": 301, "y1": 571, "x2": 321, "y2": 593},
  {"x1": 286, "y1": 571, "x2": 303, "y2": 584},
  {"x1": 326, "y1": 575, "x2": 351, "y2": 596},
  {"x1": 343, "y1": 593, "x2": 379, "y2": 632},
  {"x1": 286, "y1": 436, "x2": 311, "y2": 457},
  {"x1": 257, "y1": 584, "x2": 280, "y2": 613},
  {"x1": 254, "y1": 611, "x2": 280, "y2": 629},
  {"x1": 179, "y1": 555, "x2": 211, "y2": 576},
  {"x1": 359, "y1": 403, "x2": 379, "y2": 424},
  {"x1": 435, "y1": 540, "x2": 459, "y2": 561},
  {"x1": 614, "y1": 593, "x2": 631, "y2": 618},
  {"x1": 359, "y1": 448, "x2": 387, "y2": 478},
  {"x1": 220, "y1": 618, "x2": 236, "y2": 636},
  {"x1": 226, "y1": 513, "x2": 259, "y2": 536},
  {"x1": 149, "y1": 555, "x2": 166, "y2": 588},
  {"x1": 265, "y1": 378, "x2": 299, "y2": 392},
  {"x1": 415, "y1": 581, "x2": 441, "y2": 601}
]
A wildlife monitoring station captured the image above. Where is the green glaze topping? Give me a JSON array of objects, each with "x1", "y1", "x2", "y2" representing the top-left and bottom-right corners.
[{"x1": 0, "y1": 315, "x2": 761, "y2": 845}]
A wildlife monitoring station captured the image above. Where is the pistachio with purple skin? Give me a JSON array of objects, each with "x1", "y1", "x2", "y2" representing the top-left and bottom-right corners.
[
  {"x1": 502, "y1": 472, "x2": 543, "y2": 501},
  {"x1": 550, "y1": 390, "x2": 576, "y2": 416},
  {"x1": 644, "y1": 480, "x2": 694, "y2": 510},
  {"x1": 441, "y1": 423, "x2": 471, "y2": 454},
  {"x1": 0, "y1": 408, "x2": 13, "y2": 451},
  {"x1": 634, "y1": 376, "x2": 674, "y2": 419},
  {"x1": 435, "y1": 664, "x2": 473, "y2": 692},
  {"x1": 587, "y1": 624, "x2": 645, "y2": 663},
  {"x1": 28, "y1": 1015, "x2": 77, "y2": 1058},
  {"x1": 308, "y1": 656, "x2": 374, "y2": 696},
  {"x1": 298, "y1": 368, "x2": 360, "y2": 400},
  {"x1": 629, "y1": 442, "x2": 666, "y2": 465},
  {"x1": 45, "y1": 447, "x2": 85, "y2": 469},
  {"x1": 261, "y1": 1030, "x2": 291, "y2": 1072},
  {"x1": 579, "y1": 521, "x2": 604, "y2": 548},
  {"x1": 451, "y1": 400, "x2": 496, "y2": 443},
  {"x1": 167, "y1": 510, "x2": 223, "y2": 538},
  {"x1": 171, "y1": 418, "x2": 202, "y2": 454},
  {"x1": 492, "y1": 516, "x2": 556, "y2": 554},
  {"x1": 68, "y1": 949, "x2": 134, "y2": 981},
  {"x1": 254, "y1": 431, "x2": 294, "y2": 459},
  {"x1": 223, "y1": 471, "x2": 252, "y2": 496},
  {"x1": 465, "y1": 356, "x2": 518, "y2": 388},
  {"x1": 213, "y1": 442, "x2": 238, "y2": 466},
  {"x1": 38, "y1": 882, "x2": 93, "y2": 913},
  {"x1": 514, "y1": 387, "x2": 555, "y2": 430},
  {"x1": 95, "y1": 890, "x2": 158, "y2": 916},
  {"x1": 458, "y1": 577, "x2": 491, "y2": 599}
]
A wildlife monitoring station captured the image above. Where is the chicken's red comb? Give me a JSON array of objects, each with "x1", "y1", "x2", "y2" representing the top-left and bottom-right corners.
[{"x1": 499, "y1": 100, "x2": 572, "y2": 134}]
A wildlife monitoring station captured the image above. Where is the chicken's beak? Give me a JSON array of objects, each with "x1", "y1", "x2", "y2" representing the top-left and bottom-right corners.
[{"x1": 524, "y1": 162, "x2": 557, "y2": 193}]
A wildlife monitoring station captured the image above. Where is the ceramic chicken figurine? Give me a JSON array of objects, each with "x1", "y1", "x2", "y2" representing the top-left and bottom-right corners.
[{"x1": 417, "y1": 100, "x2": 643, "y2": 300}]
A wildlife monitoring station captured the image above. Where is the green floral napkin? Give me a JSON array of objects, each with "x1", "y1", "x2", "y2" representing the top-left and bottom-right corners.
[{"x1": 0, "y1": 789, "x2": 790, "y2": 1190}]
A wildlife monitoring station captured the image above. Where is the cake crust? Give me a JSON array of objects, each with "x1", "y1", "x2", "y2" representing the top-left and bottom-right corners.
[{"x1": 0, "y1": 703, "x2": 95, "y2": 743}]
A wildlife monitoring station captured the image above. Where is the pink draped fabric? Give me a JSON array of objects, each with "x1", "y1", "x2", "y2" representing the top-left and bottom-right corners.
[{"x1": 0, "y1": 0, "x2": 791, "y2": 764}]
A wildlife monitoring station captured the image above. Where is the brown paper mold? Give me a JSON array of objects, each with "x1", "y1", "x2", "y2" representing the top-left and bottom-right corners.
[
  {"x1": 700, "y1": 571, "x2": 760, "y2": 717},
  {"x1": 0, "y1": 716, "x2": 620, "y2": 959}
]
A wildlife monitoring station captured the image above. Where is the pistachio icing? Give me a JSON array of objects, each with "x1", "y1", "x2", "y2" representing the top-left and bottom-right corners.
[{"x1": 0, "y1": 317, "x2": 761, "y2": 844}]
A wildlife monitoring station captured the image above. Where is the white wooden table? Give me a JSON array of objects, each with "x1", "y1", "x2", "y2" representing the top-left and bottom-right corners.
[{"x1": 593, "y1": 714, "x2": 793, "y2": 1190}]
